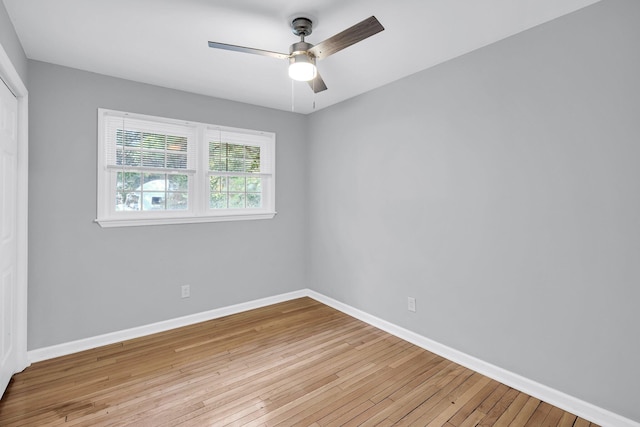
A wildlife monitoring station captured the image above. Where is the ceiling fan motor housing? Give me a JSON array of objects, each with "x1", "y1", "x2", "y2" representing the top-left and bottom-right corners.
[{"x1": 289, "y1": 41, "x2": 314, "y2": 56}]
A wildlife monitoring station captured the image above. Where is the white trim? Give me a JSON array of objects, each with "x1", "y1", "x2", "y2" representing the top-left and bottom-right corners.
[
  {"x1": 0, "y1": 44, "x2": 29, "y2": 375},
  {"x1": 95, "y1": 211, "x2": 276, "y2": 228},
  {"x1": 26, "y1": 289, "x2": 639, "y2": 427},
  {"x1": 28, "y1": 290, "x2": 307, "y2": 363}
]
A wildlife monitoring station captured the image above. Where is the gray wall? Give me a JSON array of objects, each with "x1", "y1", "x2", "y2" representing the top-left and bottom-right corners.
[
  {"x1": 27, "y1": 61, "x2": 308, "y2": 349},
  {"x1": 307, "y1": 0, "x2": 639, "y2": 422},
  {"x1": 0, "y1": 0, "x2": 27, "y2": 85}
]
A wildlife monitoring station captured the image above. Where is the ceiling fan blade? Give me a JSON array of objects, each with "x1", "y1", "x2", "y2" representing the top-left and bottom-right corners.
[
  {"x1": 308, "y1": 72, "x2": 328, "y2": 93},
  {"x1": 308, "y1": 16, "x2": 384, "y2": 60},
  {"x1": 208, "y1": 41, "x2": 289, "y2": 60}
]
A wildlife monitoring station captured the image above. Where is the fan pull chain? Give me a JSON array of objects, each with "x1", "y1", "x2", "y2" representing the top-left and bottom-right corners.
[
  {"x1": 291, "y1": 79, "x2": 295, "y2": 112},
  {"x1": 313, "y1": 79, "x2": 316, "y2": 110}
]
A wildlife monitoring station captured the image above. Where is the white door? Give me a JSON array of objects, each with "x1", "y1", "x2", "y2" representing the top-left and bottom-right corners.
[{"x1": 0, "y1": 76, "x2": 19, "y2": 396}]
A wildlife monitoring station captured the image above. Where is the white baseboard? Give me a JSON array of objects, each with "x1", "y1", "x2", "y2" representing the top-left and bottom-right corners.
[
  {"x1": 27, "y1": 288, "x2": 638, "y2": 427},
  {"x1": 306, "y1": 290, "x2": 639, "y2": 427},
  {"x1": 27, "y1": 290, "x2": 308, "y2": 364}
]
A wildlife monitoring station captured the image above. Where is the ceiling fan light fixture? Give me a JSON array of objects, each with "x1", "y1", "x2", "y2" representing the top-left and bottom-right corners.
[{"x1": 288, "y1": 53, "x2": 317, "y2": 82}]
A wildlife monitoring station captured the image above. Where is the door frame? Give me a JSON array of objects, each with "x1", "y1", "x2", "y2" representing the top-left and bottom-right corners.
[{"x1": 0, "y1": 43, "x2": 29, "y2": 377}]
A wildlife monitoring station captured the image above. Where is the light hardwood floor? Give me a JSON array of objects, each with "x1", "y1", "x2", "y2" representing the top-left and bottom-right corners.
[{"x1": 0, "y1": 298, "x2": 598, "y2": 426}]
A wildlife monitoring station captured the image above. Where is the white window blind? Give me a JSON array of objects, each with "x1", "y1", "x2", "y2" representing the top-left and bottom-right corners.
[{"x1": 103, "y1": 113, "x2": 197, "y2": 174}]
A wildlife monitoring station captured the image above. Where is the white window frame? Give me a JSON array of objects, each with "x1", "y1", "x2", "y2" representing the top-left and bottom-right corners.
[{"x1": 96, "y1": 109, "x2": 276, "y2": 227}]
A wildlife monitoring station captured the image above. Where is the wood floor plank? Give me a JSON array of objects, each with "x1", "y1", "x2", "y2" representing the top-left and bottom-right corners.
[
  {"x1": 573, "y1": 417, "x2": 592, "y2": 427},
  {"x1": 478, "y1": 387, "x2": 520, "y2": 426},
  {"x1": 0, "y1": 298, "x2": 599, "y2": 427},
  {"x1": 424, "y1": 375, "x2": 493, "y2": 427},
  {"x1": 492, "y1": 392, "x2": 529, "y2": 426},
  {"x1": 524, "y1": 401, "x2": 554, "y2": 426},
  {"x1": 508, "y1": 396, "x2": 541, "y2": 426},
  {"x1": 391, "y1": 369, "x2": 478, "y2": 425},
  {"x1": 558, "y1": 411, "x2": 578, "y2": 427},
  {"x1": 459, "y1": 409, "x2": 489, "y2": 427},
  {"x1": 447, "y1": 379, "x2": 501, "y2": 426},
  {"x1": 542, "y1": 406, "x2": 568, "y2": 427}
]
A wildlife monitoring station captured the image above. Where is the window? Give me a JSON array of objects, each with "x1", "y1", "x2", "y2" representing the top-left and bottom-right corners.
[{"x1": 96, "y1": 109, "x2": 275, "y2": 227}]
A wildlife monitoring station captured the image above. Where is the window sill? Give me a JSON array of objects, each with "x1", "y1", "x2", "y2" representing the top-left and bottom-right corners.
[{"x1": 95, "y1": 212, "x2": 276, "y2": 228}]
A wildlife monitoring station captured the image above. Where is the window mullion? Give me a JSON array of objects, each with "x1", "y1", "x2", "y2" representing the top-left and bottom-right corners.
[{"x1": 193, "y1": 124, "x2": 207, "y2": 216}]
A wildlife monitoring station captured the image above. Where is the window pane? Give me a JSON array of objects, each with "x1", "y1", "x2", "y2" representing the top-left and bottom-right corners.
[
  {"x1": 167, "y1": 153, "x2": 187, "y2": 169},
  {"x1": 226, "y1": 144, "x2": 245, "y2": 173},
  {"x1": 124, "y1": 192, "x2": 141, "y2": 210},
  {"x1": 116, "y1": 129, "x2": 124, "y2": 147},
  {"x1": 122, "y1": 172, "x2": 142, "y2": 211},
  {"x1": 209, "y1": 175, "x2": 262, "y2": 210},
  {"x1": 168, "y1": 174, "x2": 189, "y2": 191},
  {"x1": 120, "y1": 149, "x2": 141, "y2": 166},
  {"x1": 115, "y1": 132, "x2": 190, "y2": 171},
  {"x1": 124, "y1": 130, "x2": 141, "y2": 147},
  {"x1": 208, "y1": 141, "x2": 261, "y2": 173},
  {"x1": 210, "y1": 192, "x2": 227, "y2": 209},
  {"x1": 209, "y1": 142, "x2": 223, "y2": 171},
  {"x1": 227, "y1": 158, "x2": 244, "y2": 172},
  {"x1": 117, "y1": 173, "x2": 190, "y2": 212},
  {"x1": 167, "y1": 135, "x2": 187, "y2": 152},
  {"x1": 142, "y1": 133, "x2": 166, "y2": 150},
  {"x1": 167, "y1": 192, "x2": 188, "y2": 210},
  {"x1": 245, "y1": 158, "x2": 259, "y2": 173},
  {"x1": 210, "y1": 176, "x2": 227, "y2": 209},
  {"x1": 140, "y1": 174, "x2": 165, "y2": 210},
  {"x1": 246, "y1": 146, "x2": 260, "y2": 172},
  {"x1": 149, "y1": 194, "x2": 165, "y2": 209},
  {"x1": 209, "y1": 142, "x2": 222, "y2": 157},
  {"x1": 210, "y1": 159, "x2": 224, "y2": 171},
  {"x1": 143, "y1": 173, "x2": 164, "y2": 183},
  {"x1": 228, "y1": 176, "x2": 245, "y2": 192},
  {"x1": 142, "y1": 151, "x2": 165, "y2": 168},
  {"x1": 247, "y1": 193, "x2": 261, "y2": 208},
  {"x1": 229, "y1": 193, "x2": 245, "y2": 209},
  {"x1": 246, "y1": 177, "x2": 261, "y2": 193},
  {"x1": 210, "y1": 175, "x2": 225, "y2": 193},
  {"x1": 227, "y1": 144, "x2": 244, "y2": 158},
  {"x1": 116, "y1": 172, "x2": 141, "y2": 211}
]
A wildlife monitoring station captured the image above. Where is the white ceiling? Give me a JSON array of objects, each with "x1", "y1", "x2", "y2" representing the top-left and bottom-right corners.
[{"x1": 4, "y1": 0, "x2": 601, "y2": 114}]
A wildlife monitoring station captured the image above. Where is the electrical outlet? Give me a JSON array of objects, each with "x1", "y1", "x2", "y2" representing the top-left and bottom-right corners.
[
  {"x1": 407, "y1": 297, "x2": 416, "y2": 312},
  {"x1": 181, "y1": 285, "x2": 190, "y2": 298}
]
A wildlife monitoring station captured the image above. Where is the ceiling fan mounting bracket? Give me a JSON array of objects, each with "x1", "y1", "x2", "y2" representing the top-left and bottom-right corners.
[{"x1": 290, "y1": 17, "x2": 313, "y2": 38}]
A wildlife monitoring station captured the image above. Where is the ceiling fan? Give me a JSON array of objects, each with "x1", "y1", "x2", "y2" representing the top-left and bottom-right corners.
[{"x1": 208, "y1": 15, "x2": 385, "y2": 93}]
